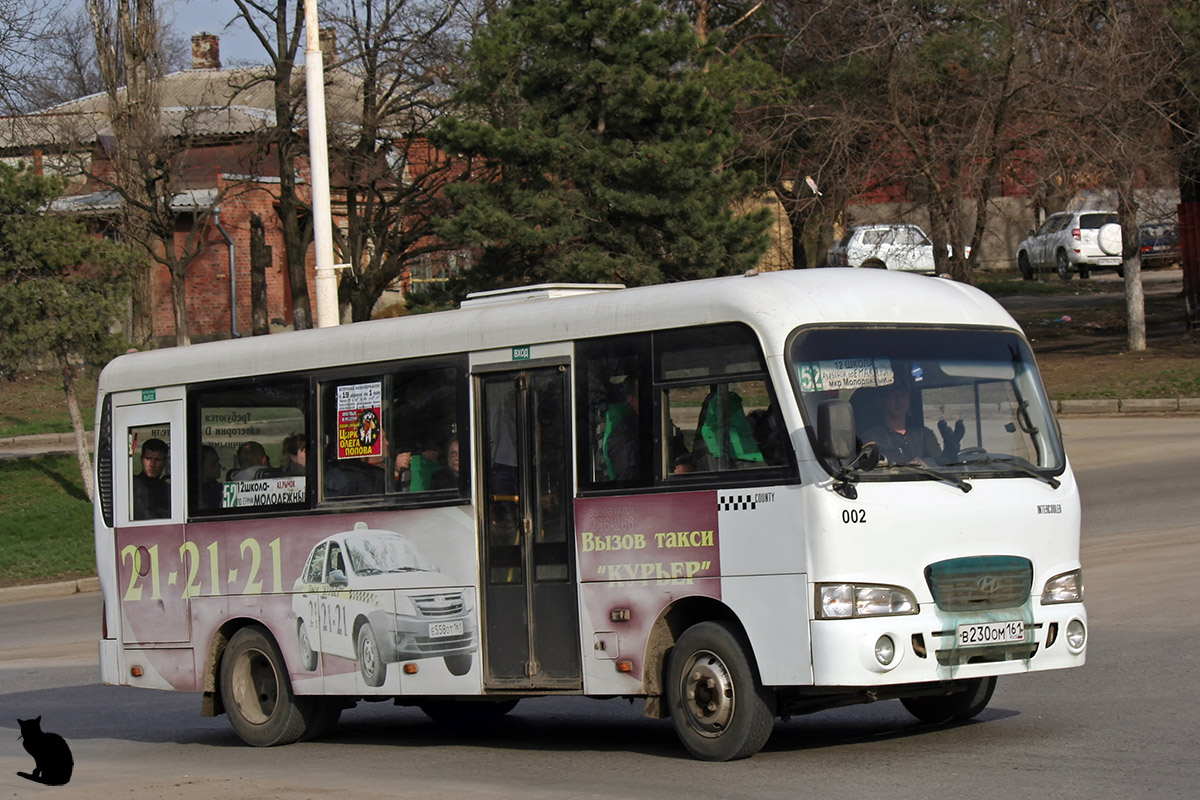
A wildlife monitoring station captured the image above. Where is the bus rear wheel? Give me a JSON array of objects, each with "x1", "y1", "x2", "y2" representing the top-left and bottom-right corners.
[
  {"x1": 901, "y1": 676, "x2": 997, "y2": 724},
  {"x1": 667, "y1": 621, "x2": 776, "y2": 761},
  {"x1": 220, "y1": 625, "x2": 311, "y2": 746}
]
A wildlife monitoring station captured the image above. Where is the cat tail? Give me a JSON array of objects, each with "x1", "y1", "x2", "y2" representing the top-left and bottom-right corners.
[{"x1": 17, "y1": 771, "x2": 70, "y2": 786}]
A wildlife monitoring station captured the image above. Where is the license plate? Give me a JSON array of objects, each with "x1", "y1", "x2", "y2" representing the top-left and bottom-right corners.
[
  {"x1": 1097, "y1": 257, "x2": 1121, "y2": 265},
  {"x1": 428, "y1": 620, "x2": 464, "y2": 639},
  {"x1": 957, "y1": 620, "x2": 1024, "y2": 646}
]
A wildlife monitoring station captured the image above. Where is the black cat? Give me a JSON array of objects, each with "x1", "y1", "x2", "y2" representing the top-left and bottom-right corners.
[{"x1": 16, "y1": 716, "x2": 73, "y2": 786}]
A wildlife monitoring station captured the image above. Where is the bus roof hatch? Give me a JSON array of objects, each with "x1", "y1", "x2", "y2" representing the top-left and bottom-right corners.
[{"x1": 460, "y1": 283, "x2": 626, "y2": 309}]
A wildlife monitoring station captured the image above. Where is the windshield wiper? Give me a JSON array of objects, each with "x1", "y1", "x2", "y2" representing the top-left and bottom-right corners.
[
  {"x1": 882, "y1": 463, "x2": 973, "y2": 493},
  {"x1": 944, "y1": 454, "x2": 1060, "y2": 489}
]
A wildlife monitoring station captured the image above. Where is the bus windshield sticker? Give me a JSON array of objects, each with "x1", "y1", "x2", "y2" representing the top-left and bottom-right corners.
[
  {"x1": 798, "y1": 358, "x2": 894, "y2": 392},
  {"x1": 336, "y1": 382, "x2": 383, "y2": 460}
]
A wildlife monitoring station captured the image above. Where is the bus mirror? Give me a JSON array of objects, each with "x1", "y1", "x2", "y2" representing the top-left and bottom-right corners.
[{"x1": 817, "y1": 399, "x2": 856, "y2": 460}]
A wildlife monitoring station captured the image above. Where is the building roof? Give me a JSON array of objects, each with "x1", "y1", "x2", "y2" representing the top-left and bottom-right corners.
[
  {"x1": 49, "y1": 187, "x2": 221, "y2": 216},
  {"x1": 0, "y1": 65, "x2": 368, "y2": 152}
]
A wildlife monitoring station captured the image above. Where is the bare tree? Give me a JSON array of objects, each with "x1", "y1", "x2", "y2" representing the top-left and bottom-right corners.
[
  {"x1": 325, "y1": 0, "x2": 469, "y2": 320},
  {"x1": 0, "y1": 0, "x2": 57, "y2": 112},
  {"x1": 1043, "y1": 0, "x2": 1183, "y2": 351},
  {"x1": 87, "y1": 0, "x2": 224, "y2": 347},
  {"x1": 232, "y1": 0, "x2": 315, "y2": 330}
]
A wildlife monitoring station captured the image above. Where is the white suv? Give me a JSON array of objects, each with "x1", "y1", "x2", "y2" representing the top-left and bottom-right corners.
[
  {"x1": 827, "y1": 223, "x2": 939, "y2": 274},
  {"x1": 1015, "y1": 210, "x2": 1123, "y2": 280}
]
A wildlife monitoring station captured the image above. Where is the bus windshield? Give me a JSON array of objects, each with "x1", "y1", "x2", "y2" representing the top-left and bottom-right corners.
[{"x1": 789, "y1": 326, "x2": 1064, "y2": 478}]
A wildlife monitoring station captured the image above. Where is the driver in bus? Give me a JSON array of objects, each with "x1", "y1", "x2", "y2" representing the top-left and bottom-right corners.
[{"x1": 862, "y1": 379, "x2": 963, "y2": 467}]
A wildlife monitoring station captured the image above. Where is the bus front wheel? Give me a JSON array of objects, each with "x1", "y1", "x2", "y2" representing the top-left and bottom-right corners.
[
  {"x1": 666, "y1": 621, "x2": 776, "y2": 761},
  {"x1": 901, "y1": 675, "x2": 997, "y2": 724},
  {"x1": 220, "y1": 625, "x2": 310, "y2": 746}
]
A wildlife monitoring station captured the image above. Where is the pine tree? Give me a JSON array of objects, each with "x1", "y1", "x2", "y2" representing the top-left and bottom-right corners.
[
  {"x1": 0, "y1": 163, "x2": 142, "y2": 499},
  {"x1": 433, "y1": 0, "x2": 771, "y2": 290}
]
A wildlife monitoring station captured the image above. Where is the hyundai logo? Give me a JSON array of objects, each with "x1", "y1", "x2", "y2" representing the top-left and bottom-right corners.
[{"x1": 976, "y1": 576, "x2": 1000, "y2": 595}]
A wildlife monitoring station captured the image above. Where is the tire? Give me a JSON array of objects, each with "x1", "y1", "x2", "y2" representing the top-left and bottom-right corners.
[
  {"x1": 901, "y1": 676, "x2": 997, "y2": 724},
  {"x1": 1017, "y1": 253, "x2": 1033, "y2": 280},
  {"x1": 861, "y1": 259, "x2": 887, "y2": 270},
  {"x1": 667, "y1": 621, "x2": 776, "y2": 761},
  {"x1": 1056, "y1": 250, "x2": 1072, "y2": 281},
  {"x1": 1078, "y1": 264, "x2": 1090, "y2": 279},
  {"x1": 1098, "y1": 222, "x2": 1122, "y2": 256},
  {"x1": 356, "y1": 622, "x2": 386, "y2": 687},
  {"x1": 444, "y1": 653, "x2": 473, "y2": 676},
  {"x1": 220, "y1": 625, "x2": 310, "y2": 746},
  {"x1": 297, "y1": 622, "x2": 317, "y2": 672},
  {"x1": 419, "y1": 699, "x2": 519, "y2": 725}
]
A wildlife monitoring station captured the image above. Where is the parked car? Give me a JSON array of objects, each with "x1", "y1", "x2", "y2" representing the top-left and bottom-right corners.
[
  {"x1": 293, "y1": 526, "x2": 477, "y2": 686},
  {"x1": 1016, "y1": 210, "x2": 1123, "y2": 280},
  {"x1": 1138, "y1": 219, "x2": 1180, "y2": 269},
  {"x1": 827, "y1": 223, "x2": 941, "y2": 274}
]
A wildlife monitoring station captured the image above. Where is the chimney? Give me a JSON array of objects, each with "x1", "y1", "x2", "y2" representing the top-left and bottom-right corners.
[
  {"x1": 319, "y1": 27, "x2": 337, "y2": 68},
  {"x1": 191, "y1": 33, "x2": 221, "y2": 70}
]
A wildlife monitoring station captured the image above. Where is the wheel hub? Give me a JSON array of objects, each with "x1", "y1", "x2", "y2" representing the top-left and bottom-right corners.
[{"x1": 680, "y1": 649, "x2": 735, "y2": 737}]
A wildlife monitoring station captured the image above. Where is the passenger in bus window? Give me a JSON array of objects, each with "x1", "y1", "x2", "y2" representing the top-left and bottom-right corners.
[
  {"x1": 326, "y1": 430, "x2": 390, "y2": 497},
  {"x1": 394, "y1": 444, "x2": 442, "y2": 491},
  {"x1": 133, "y1": 438, "x2": 170, "y2": 520},
  {"x1": 229, "y1": 441, "x2": 277, "y2": 481},
  {"x1": 692, "y1": 386, "x2": 764, "y2": 470},
  {"x1": 862, "y1": 380, "x2": 963, "y2": 467},
  {"x1": 429, "y1": 436, "x2": 460, "y2": 490},
  {"x1": 197, "y1": 445, "x2": 223, "y2": 511},
  {"x1": 281, "y1": 432, "x2": 306, "y2": 477},
  {"x1": 601, "y1": 377, "x2": 639, "y2": 480}
]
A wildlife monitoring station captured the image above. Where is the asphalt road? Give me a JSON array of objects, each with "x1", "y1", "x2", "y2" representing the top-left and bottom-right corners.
[{"x1": 2, "y1": 416, "x2": 1198, "y2": 799}]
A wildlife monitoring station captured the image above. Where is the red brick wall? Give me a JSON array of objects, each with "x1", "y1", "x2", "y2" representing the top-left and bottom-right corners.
[{"x1": 150, "y1": 177, "x2": 319, "y2": 341}]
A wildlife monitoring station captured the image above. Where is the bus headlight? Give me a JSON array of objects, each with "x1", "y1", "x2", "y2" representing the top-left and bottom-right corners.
[
  {"x1": 816, "y1": 584, "x2": 918, "y2": 618},
  {"x1": 1041, "y1": 569, "x2": 1084, "y2": 604}
]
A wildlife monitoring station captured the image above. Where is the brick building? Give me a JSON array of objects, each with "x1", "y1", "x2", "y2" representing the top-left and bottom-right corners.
[{"x1": 0, "y1": 33, "x2": 444, "y2": 344}]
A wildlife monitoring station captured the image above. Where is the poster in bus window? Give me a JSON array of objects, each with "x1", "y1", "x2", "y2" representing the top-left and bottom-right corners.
[{"x1": 337, "y1": 382, "x2": 383, "y2": 460}]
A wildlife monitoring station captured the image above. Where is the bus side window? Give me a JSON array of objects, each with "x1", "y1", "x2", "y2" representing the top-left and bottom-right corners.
[
  {"x1": 189, "y1": 379, "x2": 308, "y2": 515},
  {"x1": 129, "y1": 425, "x2": 171, "y2": 521},
  {"x1": 390, "y1": 366, "x2": 461, "y2": 494},
  {"x1": 577, "y1": 334, "x2": 652, "y2": 488}
]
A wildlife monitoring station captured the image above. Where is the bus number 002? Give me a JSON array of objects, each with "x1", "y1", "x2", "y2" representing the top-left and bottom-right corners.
[{"x1": 842, "y1": 509, "x2": 867, "y2": 524}]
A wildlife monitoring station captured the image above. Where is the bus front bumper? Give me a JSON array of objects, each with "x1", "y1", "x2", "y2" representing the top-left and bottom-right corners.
[{"x1": 808, "y1": 603, "x2": 1087, "y2": 686}]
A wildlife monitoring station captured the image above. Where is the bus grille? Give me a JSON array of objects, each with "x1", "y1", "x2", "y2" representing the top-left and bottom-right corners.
[
  {"x1": 925, "y1": 556, "x2": 1032, "y2": 611},
  {"x1": 413, "y1": 593, "x2": 465, "y2": 617}
]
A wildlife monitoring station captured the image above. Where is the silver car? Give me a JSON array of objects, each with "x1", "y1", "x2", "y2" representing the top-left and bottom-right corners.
[
  {"x1": 1016, "y1": 210, "x2": 1123, "y2": 280},
  {"x1": 827, "y1": 223, "x2": 940, "y2": 274},
  {"x1": 292, "y1": 527, "x2": 477, "y2": 687}
]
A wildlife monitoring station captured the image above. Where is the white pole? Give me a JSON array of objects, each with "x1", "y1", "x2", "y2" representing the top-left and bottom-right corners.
[{"x1": 305, "y1": 0, "x2": 341, "y2": 327}]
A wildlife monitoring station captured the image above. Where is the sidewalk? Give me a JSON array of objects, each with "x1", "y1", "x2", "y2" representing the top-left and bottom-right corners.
[
  {"x1": 0, "y1": 431, "x2": 93, "y2": 461},
  {"x1": 0, "y1": 577, "x2": 100, "y2": 604}
]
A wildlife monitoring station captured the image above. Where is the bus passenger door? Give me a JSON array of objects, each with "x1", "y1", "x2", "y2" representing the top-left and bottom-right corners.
[
  {"x1": 112, "y1": 393, "x2": 189, "y2": 645},
  {"x1": 478, "y1": 366, "x2": 581, "y2": 690}
]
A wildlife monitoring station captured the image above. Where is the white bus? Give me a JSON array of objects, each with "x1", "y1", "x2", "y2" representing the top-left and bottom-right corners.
[{"x1": 92, "y1": 269, "x2": 1086, "y2": 761}]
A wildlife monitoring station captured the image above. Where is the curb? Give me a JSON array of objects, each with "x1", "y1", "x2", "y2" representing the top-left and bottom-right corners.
[
  {"x1": 1055, "y1": 397, "x2": 1200, "y2": 415},
  {"x1": 0, "y1": 577, "x2": 100, "y2": 605}
]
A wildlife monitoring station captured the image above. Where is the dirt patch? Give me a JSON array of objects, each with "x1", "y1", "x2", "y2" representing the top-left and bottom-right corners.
[{"x1": 994, "y1": 269, "x2": 1200, "y2": 399}]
